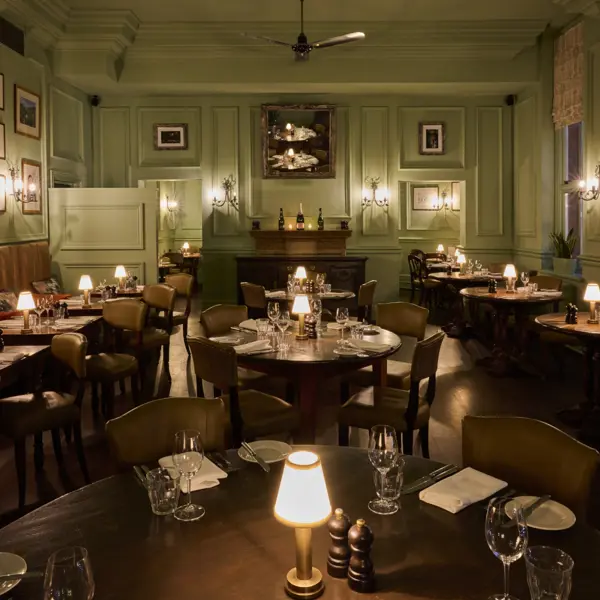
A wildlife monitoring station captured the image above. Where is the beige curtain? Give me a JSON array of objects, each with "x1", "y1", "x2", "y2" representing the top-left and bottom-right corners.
[{"x1": 553, "y1": 23, "x2": 584, "y2": 130}]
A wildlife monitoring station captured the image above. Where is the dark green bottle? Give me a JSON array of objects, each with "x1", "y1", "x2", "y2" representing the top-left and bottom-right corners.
[
  {"x1": 296, "y1": 203, "x2": 305, "y2": 231},
  {"x1": 278, "y1": 208, "x2": 285, "y2": 231},
  {"x1": 318, "y1": 208, "x2": 324, "y2": 231}
]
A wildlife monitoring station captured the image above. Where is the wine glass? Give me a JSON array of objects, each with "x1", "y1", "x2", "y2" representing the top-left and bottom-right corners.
[
  {"x1": 367, "y1": 425, "x2": 399, "y2": 515},
  {"x1": 43, "y1": 546, "x2": 95, "y2": 600},
  {"x1": 336, "y1": 307, "x2": 349, "y2": 341},
  {"x1": 485, "y1": 497, "x2": 528, "y2": 600},
  {"x1": 172, "y1": 430, "x2": 205, "y2": 522},
  {"x1": 315, "y1": 273, "x2": 325, "y2": 292},
  {"x1": 267, "y1": 301, "x2": 280, "y2": 329},
  {"x1": 34, "y1": 298, "x2": 45, "y2": 332},
  {"x1": 277, "y1": 310, "x2": 291, "y2": 349},
  {"x1": 521, "y1": 272, "x2": 530, "y2": 290},
  {"x1": 311, "y1": 299, "x2": 323, "y2": 330}
]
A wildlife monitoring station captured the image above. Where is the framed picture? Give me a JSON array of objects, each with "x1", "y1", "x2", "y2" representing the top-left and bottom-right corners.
[
  {"x1": 0, "y1": 175, "x2": 6, "y2": 213},
  {"x1": 154, "y1": 123, "x2": 188, "y2": 150},
  {"x1": 412, "y1": 185, "x2": 440, "y2": 211},
  {"x1": 0, "y1": 74, "x2": 4, "y2": 110},
  {"x1": 419, "y1": 122, "x2": 445, "y2": 155},
  {"x1": 0, "y1": 123, "x2": 5, "y2": 159},
  {"x1": 262, "y1": 104, "x2": 336, "y2": 179},
  {"x1": 21, "y1": 159, "x2": 42, "y2": 214},
  {"x1": 15, "y1": 85, "x2": 41, "y2": 140}
]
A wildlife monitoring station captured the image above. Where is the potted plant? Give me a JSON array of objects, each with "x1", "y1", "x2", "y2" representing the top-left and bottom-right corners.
[{"x1": 549, "y1": 229, "x2": 577, "y2": 276}]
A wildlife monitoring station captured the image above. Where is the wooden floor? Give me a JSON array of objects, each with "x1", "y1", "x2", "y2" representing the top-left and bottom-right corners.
[{"x1": 0, "y1": 296, "x2": 587, "y2": 525}]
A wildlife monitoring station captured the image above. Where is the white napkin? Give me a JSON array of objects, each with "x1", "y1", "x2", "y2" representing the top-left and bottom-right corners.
[
  {"x1": 210, "y1": 335, "x2": 243, "y2": 344},
  {"x1": 321, "y1": 292, "x2": 348, "y2": 298},
  {"x1": 419, "y1": 467, "x2": 507, "y2": 514},
  {"x1": 233, "y1": 339, "x2": 272, "y2": 355},
  {"x1": 532, "y1": 291, "x2": 561, "y2": 297},
  {"x1": 348, "y1": 340, "x2": 392, "y2": 353},
  {"x1": 266, "y1": 291, "x2": 287, "y2": 298},
  {"x1": 238, "y1": 319, "x2": 257, "y2": 331},
  {"x1": 158, "y1": 456, "x2": 227, "y2": 492},
  {"x1": 327, "y1": 323, "x2": 344, "y2": 330},
  {"x1": 0, "y1": 352, "x2": 25, "y2": 363}
]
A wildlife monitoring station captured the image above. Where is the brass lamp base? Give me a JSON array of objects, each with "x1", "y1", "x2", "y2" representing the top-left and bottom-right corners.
[
  {"x1": 295, "y1": 333, "x2": 308, "y2": 340},
  {"x1": 284, "y1": 567, "x2": 324, "y2": 600},
  {"x1": 588, "y1": 318, "x2": 599, "y2": 325},
  {"x1": 20, "y1": 328, "x2": 32, "y2": 334}
]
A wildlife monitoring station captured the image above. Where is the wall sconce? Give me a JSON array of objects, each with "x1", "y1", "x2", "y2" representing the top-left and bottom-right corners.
[
  {"x1": 212, "y1": 174, "x2": 239, "y2": 209},
  {"x1": 6, "y1": 162, "x2": 36, "y2": 205},
  {"x1": 579, "y1": 164, "x2": 600, "y2": 202},
  {"x1": 362, "y1": 176, "x2": 389, "y2": 207},
  {"x1": 432, "y1": 189, "x2": 454, "y2": 212}
]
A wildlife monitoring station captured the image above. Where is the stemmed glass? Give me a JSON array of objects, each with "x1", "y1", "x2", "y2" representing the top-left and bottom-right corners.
[
  {"x1": 277, "y1": 310, "x2": 291, "y2": 350},
  {"x1": 43, "y1": 546, "x2": 95, "y2": 600},
  {"x1": 311, "y1": 298, "x2": 323, "y2": 331},
  {"x1": 315, "y1": 273, "x2": 325, "y2": 292},
  {"x1": 521, "y1": 272, "x2": 530, "y2": 290},
  {"x1": 367, "y1": 425, "x2": 399, "y2": 515},
  {"x1": 485, "y1": 497, "x2": 528, "y2": 600},
  {"x1": 34, "y1": 298, "x2": 45, "y2": 332},
  {"x1": 267, "y1": 301, "x2": 280, "y2": 332},
  {"x1": 172, "y1": 429, "x2": 205, "y2": 522},
  {"x1": 336, "y1": 307, "x2": 349, "y2": 341}
]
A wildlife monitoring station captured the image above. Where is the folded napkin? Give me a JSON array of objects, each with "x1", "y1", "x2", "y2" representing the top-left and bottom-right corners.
[
  {"x1": 210, "y1": 335, "x2": 243, "y2": 344},
  {"x1": 266, "y1": 291, "x2": 287, "y2": 298},
  {"x1": 0, "y1": 352, "x2": 25, "y2": 363},
  {"x1": 238, "y1": 319, "x2": 257, "y2": 331},
  {"x1": 532, "y1": 290, "x2": 561, "y2": 297},
  {"x1": 327, "y1": 323, "x2": 344, "y2": 331},
  {"x1": 321, "y1": 292, "x2": 348, "y2": 298},
  {"x1": 233, "y1": 339, "x2": 272, "y2": 355},
  {"x1": 419, "y1": 467, "x2": 507, "y2": 514},
  {"x1": 348, "y1": 340, "x2": 392, "y2": 353},
  {"x1": 158, "y1": 456, "x2": 228, "y2": 492}
]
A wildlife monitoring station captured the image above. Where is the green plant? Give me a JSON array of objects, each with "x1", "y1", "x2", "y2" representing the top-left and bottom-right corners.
[{"x1": 549, "y1": 229, "x2": 577, "y2": 258}]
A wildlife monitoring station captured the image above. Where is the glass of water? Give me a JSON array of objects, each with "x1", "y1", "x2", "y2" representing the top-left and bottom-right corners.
[
  {"x1": 372, "y1": 457, "x2": 404, "y2": 515},
  {"x1": 525, "y1": 546, "x2": 573, "y2": 600},
  {"x1": 146, "y1": 467, "x2": 180, "y2": 516},
  {"x1": 256, "y1": 318, "x2": 270, "y2": 339}
]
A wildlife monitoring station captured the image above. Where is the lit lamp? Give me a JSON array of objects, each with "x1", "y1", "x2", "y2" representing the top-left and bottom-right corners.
[
  {"x1": 17, "y1": 291, "x2": 36, "y2": 334},
  {"x1": 292, "y1": 294, "x2": 311, "y2": 340},
  {"x1": 78, "y1": 275, "x2": 93, "y2": 308},
  {"x1": 274, "y1": 451, "x2": 331, "y2": 600},
  {"x1": 182, "y1": 241, "x2": 190, "y2": 255},
  {"x1": 584, "y1": 283, "x2": 600, "y2": 324},
  {"x1": 436, "y1": 244, "x2": 444, "y2": 253},
  {"x1": 456, "y1": 253, "x2": 466, "y2": 274},
  {"x1": 504, "y1": 264, "x2": 517, "y2": 292},
  {"x1": 114, "y1": 265, "x2": 127, "y2": 289},
  {"x1": 295, "y1": 266, "x2": 307, "y2": 291}
]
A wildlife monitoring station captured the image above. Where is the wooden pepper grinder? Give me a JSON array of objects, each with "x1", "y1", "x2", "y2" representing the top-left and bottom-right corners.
[
  {"x1": 348, "y1": 518, "x2": 375, "y2": 593},
  {"x1": 327, "y1": 508, "x2": 352, "y2": 578}
]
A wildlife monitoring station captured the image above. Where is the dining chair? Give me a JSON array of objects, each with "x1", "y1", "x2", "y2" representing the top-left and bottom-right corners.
[
  {"x1": 106, "y1": 397, "x2": 226, "y2": 468},
  {"x1": 408, "y1": 254, "x2": 442, "y2": 307},
  {"x1": 462, "y1": 416, "x2": 600, "y2": 521},
  {"x1": 357, "y1": 280, "x2": 377, "y2": 323},
  {"x1": 0, "y1": 333, "x2": 91, "y2": 508},
  {"x1": 199, "y1": 304, "x2": 248, "y2": 338},
  {"x1": 338, "y1": 331, "x2": 445, "y2": 457},
  {"x1": 188, "y1": 336, "x2": 300, "y2": 447},
  {"x1": 240, "y1": 282, "x2": 267, "y2": 319},
  {"x1": 529, "y1": 274, "x2": 563, "y2": 291},
  {"x1": 165, "y1": 273, "x2": 194, "y2": 355}
]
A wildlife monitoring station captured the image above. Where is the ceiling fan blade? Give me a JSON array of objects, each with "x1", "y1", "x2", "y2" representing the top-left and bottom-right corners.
[
  {"x1": 240, "y1": 33, "x2": 292, "y2": 47},
  {"x1": 312, "y1": 32, "x2": 365, "y2": 49}
]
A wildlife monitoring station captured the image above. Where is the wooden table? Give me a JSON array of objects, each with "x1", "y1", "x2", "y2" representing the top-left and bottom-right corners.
[
  {"x1": 236, "y1": 328, "x2": 401, "y2": 442},
  {"x1": 0, "y1": 346, "x2": 49, "y2": 392},
  {"x1": 90, "y1": 288, "x2": 144, "y2": 299},
  {"x1": 0, "y1": 446, "x2": 598, "y2": 600},
  {"x1": 0, "y1": 316, "x2": 103, "y2": 346},
  {"x1": 265, "y1": 289, "x2": 356, "y2": 301}
]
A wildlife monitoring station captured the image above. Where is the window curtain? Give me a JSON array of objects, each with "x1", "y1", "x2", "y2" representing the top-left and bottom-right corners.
[{"x1": 553, "y1": 23, "x2": 584, "y2": 130}]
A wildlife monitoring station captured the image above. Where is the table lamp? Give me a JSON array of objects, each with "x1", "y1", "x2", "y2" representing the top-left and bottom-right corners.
[
  {"x1": 114, "y1": 265, "x2": 127, "y2": 289},
  {"x1": 292, "y1": 294, "x2": 311, "y2": 340},
  {"x1": 17, "y1": 291, "x2": 36, "y2": 334},
  {"x1": 436, "y1": 244, "x2": 444, "y2": 254},
  {"x1": 274, "y1": 451, "x2": 331, "y2": 600},
  {"x1": 503, "y1": 264, "x2": 517, "y2": 292},
  {"x1": 295, "y1": 266, "x2": 307, "y2": 291},
  {"x1": 584, "y1": 283, "x2": 600, "y2": 324},
  {"x1": 456, "y1": 253, "x2": 466, "y2": 274},
  {"x1": 182, "y1": 241, "x2": 190, "y2": 255},
  {"x1": 78, "y1": 275, "x2": 93, "y2": 308}
]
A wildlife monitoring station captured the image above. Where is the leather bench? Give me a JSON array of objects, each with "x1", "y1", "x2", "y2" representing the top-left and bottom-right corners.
[{"x1": 0, "y1": 241, "x2": 52, "y2": 293}]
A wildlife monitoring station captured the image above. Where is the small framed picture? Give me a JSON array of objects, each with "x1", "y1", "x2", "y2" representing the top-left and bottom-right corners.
[
  {"x1": 21, "y1": 159, "x2": 42, "y2": 214},
  {"x1": 0, "y1": 74, "x2": 4, "y2": 110},
  {"x1": 0, "y1": 175, "x2": 6, "y2": 213},
  {"x1": 419, "y1": 122, "x2": 445, "y2": 155},
  {"x1": 412, "y1": 185, "x2": 440, "y2": 211},
  {"x1": 15, "y1": 85, "x2": 41, "y2": 140},
  {"x1": 154, "y1": 123, "x2": 188, "y2": 150},
  {"x1": 0, "y1": 123, "x2": 5, "y2": 159}
]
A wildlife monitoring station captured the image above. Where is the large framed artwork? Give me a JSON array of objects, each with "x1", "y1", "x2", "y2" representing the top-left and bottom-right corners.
[
  {"x1": 419, "y1": 122, "x2": 445, "y2": 155},
  {"x1": 15, "y1": 85, "x2": 41, "y2": 140},
  {"x1": 412, "y1": 185, "x2": 440, "y2": 211},
  {"x1": 21, "y1": 159, "x2": 42, "y2": 214},
  {"x1": 262, "y1": 104, "x2": 335, "y2": 179},
  {"x1": 154, "y1": 123, "x2": 188, "y2": 150}
]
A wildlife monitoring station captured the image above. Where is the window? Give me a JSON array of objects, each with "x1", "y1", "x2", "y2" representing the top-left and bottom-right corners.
[{"x1": 562, "y1": 122, "x2": 583, "y2": 257}]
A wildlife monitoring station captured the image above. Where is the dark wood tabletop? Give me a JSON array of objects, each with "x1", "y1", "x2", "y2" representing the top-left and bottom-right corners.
[
  {"x1": 0, "y1": 316, "x2": 103, "y2": 346},
  {"x1": 460, "y1": 287, "x2": 563, "y2": 304},
  {"x1": 0, "y1": 345, "x2": 49, "y2": 391},
  {"x1": 536, "y1": 313, "x2": 600, "y2": 339},
  {"x1": 265, "y1": 289, "x2": 356, "y2": 301},
  {"x1": 430, "y1": 272, "x2": 504, "y2": 282},
  {"x1": 0, "y1": 446, "x2": 597, "y2": 600}
]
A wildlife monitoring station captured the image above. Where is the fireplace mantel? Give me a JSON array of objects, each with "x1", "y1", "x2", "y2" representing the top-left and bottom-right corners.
[{"x1": 249, "y1": 230, "x2": 351, "y2": 256}]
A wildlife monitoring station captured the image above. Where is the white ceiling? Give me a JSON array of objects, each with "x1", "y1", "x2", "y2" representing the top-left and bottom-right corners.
[{"x1": 61, "y1": 0, "x2": 562, "y2": 23}]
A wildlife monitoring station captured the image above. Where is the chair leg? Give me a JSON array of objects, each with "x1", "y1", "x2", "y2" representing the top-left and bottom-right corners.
[
  {"x1": 410, "y1": 285, "x2": 415, "y2": 304},
  {"x1": 419, "y1": 425, "x2": 430, "y2": 459},
  {"x1": 130, "y1": 375, "x2": 140, "y2": 406},
  {"x1": 50, "y1": 429, "x2": 64, "y2": 464},
  {"x1": 163, "y1": 343, "x2": 171, "y2": 380},
  {"x1": 340, "y1": 380, "x2": 350, "y2": 405},
  {"x1": 119, "y1": 380, "x2": 126, "y2": 396},
  {"x1": 418, "y1": 286, "x2": 425, "y2": 307},
  {"x1": 33, "y1": 433, "x2": 44, "y2": 472},
  {"x1": 101, "y1": 383, "x2": 115, "y2": 420},
  {"x1": 14, "y1": 439, "x2": 26, "y2": 508},
  {"x1": 91, "y1": 383, "x2": 100, "y2": 416},
  {"x1": 402, "y1": 430, "x2": 414, "y2": 455},
  {"x1": 73, "y1": 422, "x2": 91, "y2": 484},
  {"x1": 183, "y1": 320, "x2": 190, "y2": 356},
  {"x1": 338, "y1": 423, "x2": 350, "y2": 446}
]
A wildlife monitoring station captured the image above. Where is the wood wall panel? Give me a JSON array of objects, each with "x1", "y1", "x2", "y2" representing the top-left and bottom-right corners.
[
  {"x1": 99, "y1": 107, "x2": 130, "y2": 187},
  {"x1": 514, "y1": 97, "x2": 536, "y2": 238}
]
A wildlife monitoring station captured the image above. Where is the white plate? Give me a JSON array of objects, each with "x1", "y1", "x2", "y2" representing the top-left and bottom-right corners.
[
  {"x1": 362, "y1": 326, "x2": 381, "y2": 335},
  {"x1": 333, "y1": 347, "x2": 359, "y2": 356},
  {"x1": 0, "y1": 553, "x2": 27, "y2": 596},
  {"x1": 238, "y1": 440, "x2": 292, "y2": 464},
  {"x1": 506, "y1": 496, "x2": 576, "y2": 531}
]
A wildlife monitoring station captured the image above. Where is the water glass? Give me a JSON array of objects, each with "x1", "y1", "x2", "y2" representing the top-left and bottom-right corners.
[
  {"x1": 372, "y1": 458, "x2": 404, "y2": 515},
  {"x1": 350, "y1": 324, "x2": 364, "y2": 341},
  {"x1": 278, "y1": 331, "x2": 293, "y2": 351},
  {"x1": 146, "y1": 467, "x2": 180, "y2": 516},
  {"x1": 368, "y1": 425, "x2": 399, "y2": 515},
  {"x1": 324, "y1": 284, "x2": 332, "y2": 293},
  {"x1": 44, "y1": 547, "x2": 94, "y2": 600},
  {"x1": 256, "y1": 318, "x2": 270, "y2": 339},
  {"x1": 482, "y1": 267, "x2": 490, "y2": 276},
  {"x1": 525, "y1": 546, "x2": 573, "y2": 600},
  {"x1": 521, "y1": 271, "x2": 530, "y2": 288}
]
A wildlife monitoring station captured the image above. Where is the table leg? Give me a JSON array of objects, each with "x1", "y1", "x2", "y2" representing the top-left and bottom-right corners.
[
  {"x1": 579, "y1": 347, "x2": 600, "y2": 448},
  {"x1": 373, "y1": 359, "x2": 388, "y2": 387},
  {"x1": 297, "y1": 376, "x2": 319, "y2": 444},
  {"x1": 558, "y1": 343, "x2": 597, "y2": 427},
  {"x1": 477, "y1": 306, "x2": 513, "y2": 376}
]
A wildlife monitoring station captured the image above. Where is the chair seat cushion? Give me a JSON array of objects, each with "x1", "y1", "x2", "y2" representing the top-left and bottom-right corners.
[
  {"x1": 347, "y1": 360, "x2": 411, "y2": 389},
  {"x1": 125, "y1": 328, "x2": 169, "y2": 349},
  {"x1": 0, "y1": 391, "x2": 78, "y2": 438},
  {"x1": 86, "y1": 353, "x2": 138, "y2": 382},
  {"x1": 424, "y1": 279, "x2": 443, "y2": 289},
  {"x1": 172, "y1": 311, "x2": 187, "y2": 325},
  {"x1": 221, "y1": 389, "x2": 300, "y2": 438},
  {"x1": 339, "y1": 386, "x2": 429, "y2": 432}
]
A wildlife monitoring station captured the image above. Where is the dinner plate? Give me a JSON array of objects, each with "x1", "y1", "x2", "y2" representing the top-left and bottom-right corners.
[
  {"x1": 333, "y1": 347, "x2": 359, "y2": 357},
  {"x1": 0, "y1": 553, "x2": 27, "y2": 596},
  {"x1": 505, "y1": 496, "x2": 576, "y2": 531},
  {"x1": 238, "y1": 440, "x2": 292, "y2": 464},
  {"x1": 362, "y1": 326, "x2": 381, "y2": 335}
]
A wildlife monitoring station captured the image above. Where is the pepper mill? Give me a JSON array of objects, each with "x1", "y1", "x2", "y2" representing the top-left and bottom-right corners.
[
  {"x1": 572, "y1": 305, "x2": 579, "y2": 324},
  {"x1": 488, "y1": 279, "x2": 497, "y2": 294},
  {"x1": 62, "y1": 302, "x2": 70, "y2": 319},
  {"x1": 348, "y1": 519, "x2": 375, "y2": 593},
  {"x1": 565, "y1": 303, "x2": 573, "y2": 324},
  {"x1": 327, "y1": 508, "x2": 352, "y2": 578}
]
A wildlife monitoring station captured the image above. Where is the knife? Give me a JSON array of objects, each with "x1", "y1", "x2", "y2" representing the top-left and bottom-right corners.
[
  {"x1": 503, "y1": 495, "x2": 551, "y2": 528},
  {"x1": 0, "y1": 572, "x2": 43, "y2": 583},
  {"x1": 241, "y1": 441, "x2": 270, "y2": 473},
  {"x1": 401, "y1": 465, "x2": 459, "y2": 495},
  {"x1": 133, "y1": 466, "x2": 147, "y2": 487}
]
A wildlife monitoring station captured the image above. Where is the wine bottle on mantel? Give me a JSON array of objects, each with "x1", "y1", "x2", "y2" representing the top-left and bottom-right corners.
[
  {"x1": 318, "y1": 207, "x2": 324, "y2": 231},
  {"x1": 296, "y1": 203, "x2": 305, "y2": 231},
  {"x1": 278, "y1": 207, "x2": 285, "y2": 231}
]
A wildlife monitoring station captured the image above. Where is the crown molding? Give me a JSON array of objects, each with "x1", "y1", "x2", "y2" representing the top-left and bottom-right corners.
[
  {"x1": 0, "y1": 0, "x2": 70, "y2": 47},
  {"x1": 553, "y1": 0, "x2": 600, "y2": 16}
]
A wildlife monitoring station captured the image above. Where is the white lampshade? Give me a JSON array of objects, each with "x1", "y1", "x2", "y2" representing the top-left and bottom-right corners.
[
  {"x1": 78, "y1": 275, "x2": 93, "y2": 291},
  {"x1": 584, "y1": 283, "x2": 600, "y2": 302},
  {"x1": 274, "y1": 451, "x2": 331, "y2": 528},
  {"x1": 295, "y1": 266, "x2": 307, "y2": 280},
  {"x1": 292, "y1": 294, "x2": 311, "y2": 315},
  {"x1": 454, "y1": 248, "x2": 461, "y2": 257},
  {"x1": 182, "y1": 242, "x2": 190, "y2": 250},
  {"x1": 437, "y1": 244, "x2": 444, "y2": 253},
  {"x1": 17, "y1": 291, "x2": 36, "y2": 311},
  {"x1": 114, "y1": 265, "x2": 127, "y2": 278},
  {"x1": 456, "y1": 254, "x2": 466, "y2": 265},
  {"x1": 503, "y1": 264, "x2": 517, "y2": 278}
]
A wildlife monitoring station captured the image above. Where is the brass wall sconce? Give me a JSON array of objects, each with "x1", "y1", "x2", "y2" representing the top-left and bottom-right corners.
[
  {"x1": 362, "y1": 176, "x2": 389, "y2": 207},
  {"x1": 212, "y1": 174, "x2": 239, "y2": 208},
  {"x1": 579, "y1": 164, "x2": 600, "y2": 202},
  {"x1": 6, "y1": 162, "x2": 36, "y2": 205}
]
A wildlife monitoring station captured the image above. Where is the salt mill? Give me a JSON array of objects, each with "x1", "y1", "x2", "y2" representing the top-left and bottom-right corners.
[
  {"x1": 348, "y1": 518, "x2": 375, "y2": 593},
  {"x1": 327, "y1": 508, "x2": 352, "y2": 578}
]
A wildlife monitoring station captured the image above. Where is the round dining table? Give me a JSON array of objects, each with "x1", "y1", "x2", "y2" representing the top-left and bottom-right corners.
[
  {"x1": 0, "y1": 446, "x2": 597, "y2": 600},
  {"x1": 265, "y1": 289, "x2": 356, "y2": 301},
  {"x1": 237, "y1": 327, "x2": 401, "y2": 442}
]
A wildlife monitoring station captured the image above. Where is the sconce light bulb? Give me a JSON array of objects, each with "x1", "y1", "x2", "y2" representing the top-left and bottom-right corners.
[
  {"x1": 579, "y1": 180, "x2": 586, "y2": 189},
  {"x1": 15, "y1": 179, "x2": 23, "y2": 192},
  {"x1": 286, "y1": 123, "x2": 292, "y2": 131}
]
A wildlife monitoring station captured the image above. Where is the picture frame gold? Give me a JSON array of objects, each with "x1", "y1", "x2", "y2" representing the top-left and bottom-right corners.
[{"x1": 15, "y1": 85, "x2": 41, "y2": 140}]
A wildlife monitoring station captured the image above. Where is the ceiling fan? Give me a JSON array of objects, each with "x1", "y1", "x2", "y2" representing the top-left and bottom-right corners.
[{"x1": 241, "y1": 0, "x2": 365, "y2": 61}]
